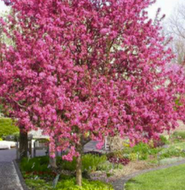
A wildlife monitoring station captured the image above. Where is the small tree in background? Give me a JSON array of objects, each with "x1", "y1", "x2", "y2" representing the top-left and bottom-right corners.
[
  {"x1": 0, "y1": 0, "x2": 185, "y2": 186},
  {"x1": 164, "y1": 3, "x2": 185, "y2": 65}
]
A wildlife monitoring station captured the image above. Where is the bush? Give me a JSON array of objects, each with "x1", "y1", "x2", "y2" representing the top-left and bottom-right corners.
[
  {"x1": 159, "y1": 147, "x2": 185, "y2": 159},
  {"x1": 0, "y1": 138, "x2": 2, "y2": 141},
  {"x1": 131, "y1": 142, "x2": 161, "y2": 160},
  {"x1": 132, "y1": 143, "x2": 150, "y2": 154},
  {"x1": 58, "y1": 154, "x2": 107, "y2": 172},
  {"x1": 132, "y1": 143, "x2": 149, "y2": 160},
  {"x1": 21, "y1": 154, "x2": 107, "y2": 175},
  {"x1": 20, "y1": 156, "x2": 51, "y2": 174},
  {"x1": 0, "y1": 118, "x2": 19, "y2": 139},
  {"x1": 154, "y1": 135, "x2": 169, "y2": 147}
]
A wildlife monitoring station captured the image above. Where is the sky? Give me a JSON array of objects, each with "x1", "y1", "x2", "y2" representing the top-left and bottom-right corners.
[
  {"x1": 148, "y1": 0, "x2": 185, "y2": 20},
  {"x1": 0, "y1": 0, "x2": 184, "y2": 19}
]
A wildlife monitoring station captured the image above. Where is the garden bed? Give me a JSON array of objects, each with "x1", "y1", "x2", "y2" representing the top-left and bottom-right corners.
[{"x1": 18, "y1": 132, "x2": 185, "y2": 190}]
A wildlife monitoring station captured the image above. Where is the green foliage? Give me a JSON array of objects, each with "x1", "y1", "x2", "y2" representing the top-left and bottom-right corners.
[
  {"x1": 82, "y1": 154, "x2": 107, "y2": 172},
  {"x1": 128, "y1": 153, "x2": 138, "y2": 161},
  {"x1": 97, "y1": 161, "x2": 123, "y2": 171},
  {"x1": 132, "y1": 143, "x2": 150, "y2": 160},
  {"x1": 25, "y1": 178, "x2": 113, "y2": 190},
  {"x1": 107, "y1": 142, "x2": 162, "y2": 161},
  {"x1": 20, "y1": 156, "x2": 50, "y2": 174},
  {"x1": 159, "y1": 146, "x2": 185, "y2": 159},
  {"x1": 57, "y1": 154, "x2": 107, "y2": 172},
  {"x1": 172, "y1": 131, "x2": 185, "y2": 140},
  {"x1": 56, "y1": 178, "x2": 113, "y2": 190},
  {"x1": 0, "y1": 118, "x2": 19, "y2": 138},
  {"x1": 127, "y1": 143, "x2": 161, "y2": 161},
  {"x1": 25, "y1": 178, "x2": 53, "y2": 190},
  {"x1": 21, "y1": 154, "x2": 107, "y2": 174},
  {"x1": 175, "y1": 97, "x2": 182, "y2": 106},
  {"x1": 132, "y1": 143, "x2": 150, "y2": 154},
  {"x1": 159, "y1": 135, "x2": 169, "y2": 145}
]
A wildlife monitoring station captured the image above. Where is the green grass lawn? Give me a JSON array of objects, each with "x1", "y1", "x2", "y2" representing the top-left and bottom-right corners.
[{"x1": 125, "y1": 163, "x2": 185, "y2": 190}]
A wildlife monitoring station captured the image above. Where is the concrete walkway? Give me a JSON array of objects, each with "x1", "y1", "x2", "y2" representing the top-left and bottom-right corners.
[
  {"x1": 0, "y1": 148, "x2": 23, "y2": 190},
  {"x1": 0, "y1": 162, "x2": 23, "y2": 190}
]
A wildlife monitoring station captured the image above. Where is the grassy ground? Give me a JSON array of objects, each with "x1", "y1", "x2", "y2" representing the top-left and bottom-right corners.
[{"x1": 125, "y1": 163, "x2": 185, "y2": 190}]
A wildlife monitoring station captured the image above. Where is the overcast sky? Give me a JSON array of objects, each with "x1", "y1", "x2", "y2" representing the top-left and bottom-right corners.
[
  {"x1": 0, "y1": 0, "x2": 184, "y2": 19},
  {"x1": 148, "y1": 0, "x2": 184, "y2": 19}
]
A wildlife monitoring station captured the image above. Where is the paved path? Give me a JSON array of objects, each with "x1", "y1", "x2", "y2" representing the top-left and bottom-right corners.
[
  {"x1": 0, "y1": 149, "x2": 16, "y2": 162},
  {"x1": 0, "y1": 148, "x2": 23, "y2": 190},
  {"x1": 0, "y1": 162, "x2": 23, "y2": 190}
]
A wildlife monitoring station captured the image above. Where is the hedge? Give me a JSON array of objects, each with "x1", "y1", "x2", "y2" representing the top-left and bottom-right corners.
[{"x1": 0, "y1": 117, "x2": 19, "y2": 138}]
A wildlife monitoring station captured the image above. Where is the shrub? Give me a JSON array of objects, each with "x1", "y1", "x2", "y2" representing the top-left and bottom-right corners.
[
  {"x1": 154, "y1": 135, "x2": 169, "y2": 147},
  {"x1": 82, "y1": 154, "x2": 107, "y2": 172},
  {"x1": 131, "y1": 142, "x2": 161, "y2": 160},
  {"x1": 58, "y1": 154, "x2": 107, "y2": 172},
  {"x1": 128, "y1": 153, "x2": 138, "y2": 161},
  {"x1": 159, "y1": 147, "x2": 185, "y2": 159},
  {"x1": 0, "y1": 138, "x2": 2, "y2": 141},
  {"x1": 133, "y1": 143, "x2": 149, "y2": 153},
  {"x1": 21, "y1": 154, "x2": 107, "y2": 175},
  {"x1": 20, "y1": 157, "x2": 50, "y2": 174},
  {"x1": 0, "y1": 118, "x2": 19, "y2": 138}
]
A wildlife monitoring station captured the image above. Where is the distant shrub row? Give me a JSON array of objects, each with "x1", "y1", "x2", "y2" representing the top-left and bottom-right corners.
[{"x1": 0, "y1": 117, "x2": 19, "y2": 138}]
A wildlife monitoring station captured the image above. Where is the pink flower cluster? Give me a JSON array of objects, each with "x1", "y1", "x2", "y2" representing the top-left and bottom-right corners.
[{"x1": 0, "y1": 0, "x2": 185, "y2": 160}]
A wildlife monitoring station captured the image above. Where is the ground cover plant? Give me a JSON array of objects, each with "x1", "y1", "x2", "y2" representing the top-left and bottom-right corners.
[
  {"x1": 25, "y1": 178, "x2": 113, "y2": 190},
  {"x1": 125, "y1": 163, "x2": 185, "y2": 190},
  {"x1": 20, "y1": 155, "x2": 113, "y2": 190}
]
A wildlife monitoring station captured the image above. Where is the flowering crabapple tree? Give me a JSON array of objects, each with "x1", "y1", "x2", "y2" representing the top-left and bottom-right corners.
[{"x1": 0, "y1": 0, "x2": 185, "y2": 186}]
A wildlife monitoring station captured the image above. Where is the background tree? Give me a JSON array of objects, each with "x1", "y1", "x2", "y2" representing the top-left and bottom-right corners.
[
  {"x1": 0, "y1": 0, "x2": 185, "y2": 186},
  {"x1": 164, "y1": 3, "x2": 185, "y2": 65}
]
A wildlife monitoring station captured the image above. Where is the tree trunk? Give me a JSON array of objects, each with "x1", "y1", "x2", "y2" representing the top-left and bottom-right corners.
[
  {"x1": 19, "y1": 130, "x2": 28, "y2": 160},
  {"x1": 49, "y1": 142, "x2": 57, "y2": 170},
  {"x1": 76, "y1": 144, "x2": 82, "y2": 186},
  {"x1": 49, "y1": 157, "x2": 57, "y2": 169}
]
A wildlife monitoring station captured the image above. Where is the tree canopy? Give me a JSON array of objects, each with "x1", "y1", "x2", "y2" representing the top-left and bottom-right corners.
[{"x1": 0, "y1": 0, "x2": 185, "y2": 163}]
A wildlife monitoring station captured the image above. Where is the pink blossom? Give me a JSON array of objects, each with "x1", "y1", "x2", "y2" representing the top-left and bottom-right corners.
[{"x1": 0, "y1": 0, "x2": 185, "y2": 160}]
